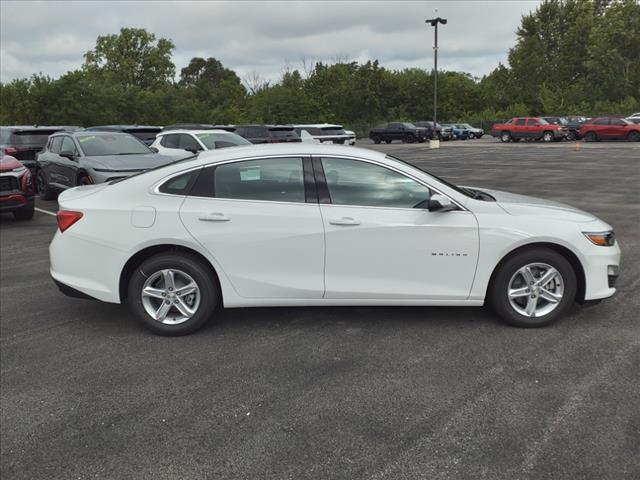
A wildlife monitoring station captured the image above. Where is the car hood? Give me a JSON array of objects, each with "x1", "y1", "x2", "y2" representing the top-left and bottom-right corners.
[
  {"x1": 84, "y1": 153, "x2": 174, "y2": 171},
  {"x1": 475, "y1": 188, "x2": 597, "y2": 222}
]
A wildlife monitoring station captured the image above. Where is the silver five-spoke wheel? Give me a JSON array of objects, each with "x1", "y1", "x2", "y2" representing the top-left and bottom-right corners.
[
  {"x1": 141, "y1": 269, "x2": 201, "y2": 324},
  {"x1": 508, "y1": 263, "x2": 564, "y2": 318}
]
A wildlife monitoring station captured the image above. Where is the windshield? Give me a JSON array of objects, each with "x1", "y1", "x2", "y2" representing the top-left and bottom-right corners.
[
  {"x1": 12, "y1": 130, "x2": 60, "y2": 146},
  {"x1": 77, "y1": 134, "x2": 151, "y2": 156},
  {"x1": 196, "y1": 132, "x2": 251, "y2": 149},
  {"x1": 386, "y1": 155, "x2": 475, "y2": 199},
  {"x1": 269, "y1": 128, "x2": 298, "y2": 139}
]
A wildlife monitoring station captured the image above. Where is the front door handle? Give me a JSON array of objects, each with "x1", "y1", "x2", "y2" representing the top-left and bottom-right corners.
[
  {"x1": 198, "y1": 212, "x2": 230, "y2": 222},
  {"x1": 329, "y1": 217, "x2": 360, "y2": 226}
]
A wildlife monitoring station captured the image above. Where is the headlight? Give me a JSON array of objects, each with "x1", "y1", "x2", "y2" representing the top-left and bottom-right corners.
[{"x1": 583, "y1": 231, "x2": 615, "y2": 246}]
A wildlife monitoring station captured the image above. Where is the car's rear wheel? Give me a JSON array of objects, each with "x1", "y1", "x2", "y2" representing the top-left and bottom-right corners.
[
  {"x1": 542, "y1": 131, "x2": 554, "y2": 142},
  {"x1": 127, "y1": 252, "x2": 219, "y2": 336},
  {"x1": 13, "y1": 203, "x2": 34, "y2": 221},
  {"x1": 500, "y1": 131, "x2": 511, "y2": 142},
  {"x1": 36, "y1": 170, "x2": 56, "y2": 200},
  {"x1": 627, "y1": 131, "x2": 640, "y2": 142},
  {"x1": 373, "y1": 135, "x2": 381, "y2": 144},
  {"x1": 404, "y1": 134, "x2": 415, "y2": 143},
  {"x1": 490, "y1": 248, "x2": 576, "y2": 328},
  {"x1": 385, "y1": 139, "x2": 392, "y2": 144},
  {"x1": 584, "y1": 131, "x2": 597, "y2": 142}
]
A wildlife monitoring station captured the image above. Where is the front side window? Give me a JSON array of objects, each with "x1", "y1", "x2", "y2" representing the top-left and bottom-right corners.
[
  {"x1": 610, "y1": 118, "x2": 626, "y2": 126},
  {"x1": 212, "y1": 157, "x2": 305, "y2": 203},
  {"x1": 526, "y1": 119, "x2": 539, "y2": 126},
  {"x1": 49, "y1": 136, "x2": 63, "y2": 154},
  {"x1": 593, "y1": 118, "x2": 609, "y2": 125},
  {"x1": 321, "y1": 157, "x2": 431, "y2": 209},
  {"x1": 60, "y1": 136, "x2": 77, "y2": 154},
  {"x1": 178, "y1": 134, "x2": 201, "y2": 151}
]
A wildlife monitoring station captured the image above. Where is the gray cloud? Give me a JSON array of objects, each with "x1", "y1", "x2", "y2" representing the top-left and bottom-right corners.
[{"x1": 0, "y1": 0, "x2": 540, "y2": 83}]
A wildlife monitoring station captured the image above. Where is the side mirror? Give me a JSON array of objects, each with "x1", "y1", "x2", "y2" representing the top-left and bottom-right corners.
[
  {"x1": 186, "y1": 147, "x2": 201, "y2": 154},
  {"x1": 60, "y1": 150, "x2": 76, "y2": 160},
  {"x1": 428, "y1": 194, "x2": 457, "y2": 212},
  {"x1": 149, "y1": 147, "x2": 159, "y2": 153}
]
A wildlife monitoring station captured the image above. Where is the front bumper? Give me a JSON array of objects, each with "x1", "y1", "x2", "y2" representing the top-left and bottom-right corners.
[
  {"x1": 582, "y1": 242, "x2": 621, "y2": 301},
  {"x1": 0, "y1": 194, "x2": 34, "y2": 212}
]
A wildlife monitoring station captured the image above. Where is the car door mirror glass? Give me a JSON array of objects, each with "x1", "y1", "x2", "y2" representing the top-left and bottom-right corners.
[{"x1": 428, "y1": 194, "x2": 456, "y2": 212}]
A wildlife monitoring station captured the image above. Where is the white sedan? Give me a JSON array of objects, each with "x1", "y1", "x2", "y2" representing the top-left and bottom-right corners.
[{"x1": 50, "y1": 144, "x2": 620, "y2": 335}]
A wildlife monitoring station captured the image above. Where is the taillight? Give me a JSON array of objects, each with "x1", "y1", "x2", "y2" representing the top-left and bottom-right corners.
[
  {"x1": 56, "y1": 210, "x2": 83, "y2": 233},
  {"x1": 3, "y1": 147, "x2": 17, "y2": 155}
]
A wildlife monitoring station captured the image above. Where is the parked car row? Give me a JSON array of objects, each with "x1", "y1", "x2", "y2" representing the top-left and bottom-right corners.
[
  {"x1": 491, "y1": 116, "x2": 640, "y2": 142},
  {"x1": 369, "y1": 121, "x2": 485, "y2": 144}
]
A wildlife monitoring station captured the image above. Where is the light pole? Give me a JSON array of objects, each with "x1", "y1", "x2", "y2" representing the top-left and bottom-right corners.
[{"x1": 426, "y1": 17, "x2": 447, "y2": 128}]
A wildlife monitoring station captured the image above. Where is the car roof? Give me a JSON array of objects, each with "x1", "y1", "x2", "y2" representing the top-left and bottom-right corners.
[
  {"x1": 294, "y1": 123, "x2": 343, "y2": 129},
  {"x1": 193, "y1": 143, "x2": 387, "y2": 165},
  {"x1": 236, "y1": 124, "x2": 294, "y2": 129},
  {"x1": 86, "y1": 125, "x2": 161, "y2": 130},
  {"x1": 158, "y1": 129, "x2": 234, "y2": 135},
  {"x1": 52, "y1": 130, "x2": 131, "y2": 137}
]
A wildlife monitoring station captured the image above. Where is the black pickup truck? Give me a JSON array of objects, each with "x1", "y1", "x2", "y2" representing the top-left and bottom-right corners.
[{"x1": 369, "y1": 122, "x2": 428, "y2": 144}]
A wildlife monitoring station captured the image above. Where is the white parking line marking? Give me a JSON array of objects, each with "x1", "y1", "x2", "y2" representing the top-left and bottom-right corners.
[{"x1": 35, "y1": 207, "x2": 57, "y2": 217}]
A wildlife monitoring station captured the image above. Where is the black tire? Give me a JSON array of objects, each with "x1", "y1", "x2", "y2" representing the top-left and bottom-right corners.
[
  {"x1": 404, "y1": 134, "x2": 415, "y2": 144},
  {"x1": 13, "y1": 203, "x2": 34, "y2": 221},
  {"x1": 127, "y1": 252, "x2": 219, "y2": 336},
  {"x1": 373, "y1": 135, "x2": 381, "y2": 144},
  {"x1": 385, "y1": 139, "x2": 392, "y2": 144},
  {"x1": 500, "y1": 131, "x2": 511, "y2": 143},
  {"x1": 542, "y1": 131, "x2": 554, "y2": 142},
  {"x1": 584, "y1": 131, "x2": 597, "y2": 142},
  {"x1": 489, "y1": 247, "x2": 577, "y2": 328},
  {"x1": 36, "y1": 170, "x2": 56, "y2": 200},
  {"x1": 627, "y1": 131, "x2": 640, "y2": 142},
  {"x1": 512, "y1": 138, "x2": 521, "y2": 142}
]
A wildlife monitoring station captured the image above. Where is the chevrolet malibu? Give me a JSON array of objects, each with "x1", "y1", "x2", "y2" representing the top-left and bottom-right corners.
[{"x1": 49, "y1": 144, "x2": 620, "y2": 335}]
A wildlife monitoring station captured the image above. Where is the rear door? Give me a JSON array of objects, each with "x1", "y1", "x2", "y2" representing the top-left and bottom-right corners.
[
  {"x1": 179, "y1": 156, "x2": 325, "y2": 299},
  {"x1": 608, "y1": 118, "x2": 627, "y2": 139}
]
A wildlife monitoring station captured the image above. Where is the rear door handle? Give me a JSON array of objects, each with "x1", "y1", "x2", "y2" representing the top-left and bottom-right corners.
[
  {"x1": 198, "y1": 212, "x2": 230, "y2": 222},
  {"x1": 329, "y1": 217, "x2": 360, "y2": 226}
]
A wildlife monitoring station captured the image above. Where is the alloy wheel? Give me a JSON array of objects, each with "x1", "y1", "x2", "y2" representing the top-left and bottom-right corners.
[
  {"x1": 141, "y1": 269, "x2": 201, "y2": 324},
  {"x1": 508, "y1": 263, "x2": 564, "y2": 318}
]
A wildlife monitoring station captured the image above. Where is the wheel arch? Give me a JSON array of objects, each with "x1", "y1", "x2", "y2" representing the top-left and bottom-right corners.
[
  {"x1": 486, "y1": 242, "x2": 586, "y2": 303},
  {"x1": 119, "y1": 244, "x2": 223, "y2": 303}
]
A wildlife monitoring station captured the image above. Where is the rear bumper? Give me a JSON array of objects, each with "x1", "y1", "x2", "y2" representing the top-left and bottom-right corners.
[{"x1": 52, "y1": 278, "x2": 98, "y2": 300}]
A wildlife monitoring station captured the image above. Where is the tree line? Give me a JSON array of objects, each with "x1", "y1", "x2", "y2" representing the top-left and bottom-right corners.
[{"x1": 1, "y1": 0, "x2": 638, "y2": 134}]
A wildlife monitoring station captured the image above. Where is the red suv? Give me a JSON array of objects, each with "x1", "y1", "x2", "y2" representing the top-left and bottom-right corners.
[
  {"x1": 491, "y1": 117, "x2": 567, "y2": 143},
  {"x1": 579, "y1": 117, "x2": 640, "y2": 142}
]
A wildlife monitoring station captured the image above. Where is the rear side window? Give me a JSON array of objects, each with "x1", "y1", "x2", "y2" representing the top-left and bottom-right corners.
[
  {"x1": 13, "y1": 130, "x2": 58, "y2": 146},
  {"x1": 161, "y1": 134, "x2": 180, "y2": 148},
  {"x1": 159, "y1": 169, "x2": 199, "y2": 195},
  {"x1": 191, "y1": 157, "x2": 306, "y2": 203}
]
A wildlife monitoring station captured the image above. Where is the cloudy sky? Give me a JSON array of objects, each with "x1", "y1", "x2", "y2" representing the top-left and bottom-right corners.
[{"x1": 1, "y1": 0, "x2": 541, "y2": 84}]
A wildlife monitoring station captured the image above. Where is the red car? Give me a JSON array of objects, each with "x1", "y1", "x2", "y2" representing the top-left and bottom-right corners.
[
  {"x1": 579, "y1": 117, "x2": 640, "y2": 142},
  {"x1": 491, "y1": 117, "x2": 567, "y2": 142},
  {"x1": 0, "y1": 155, "x2": 35, "y2": 220}
]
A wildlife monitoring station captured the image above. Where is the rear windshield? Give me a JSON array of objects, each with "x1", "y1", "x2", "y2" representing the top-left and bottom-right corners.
[
  {"x1": 77, "y1": 134, "x2": 151, "y2": 156},
  {"x1": 320, "y1": 127, "x2": 346, "y2": 135},
  {"x1": 196, "y1": 132, "x2": 251, "y2": 149},
  {"x1": 12, "y1": 130, "x2": 59, "y2": 146},
  {"x1": 125, "y1": 129, "x2": 161, "y2": 142},
  {"x1": 269, "y1": 128, "x2": 299, "y2": 139}
]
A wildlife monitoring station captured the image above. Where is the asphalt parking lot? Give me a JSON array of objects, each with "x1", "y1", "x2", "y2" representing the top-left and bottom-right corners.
[{"x1": 1, "y1": 138, "x2": 639, "y2": 479}]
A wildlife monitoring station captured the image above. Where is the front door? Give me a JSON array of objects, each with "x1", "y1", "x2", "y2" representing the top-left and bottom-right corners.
[
  {"x1": 317, "y1": 157, "x2": 479, "y2": 300},
  {"x1": 179, "y1": 156, "x2": 325, "y2": 299}
]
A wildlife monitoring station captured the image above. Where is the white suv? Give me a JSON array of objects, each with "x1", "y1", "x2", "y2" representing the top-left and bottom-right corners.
[{"x1": 150, "y1": 129, "x2": 251, "y2": 159}]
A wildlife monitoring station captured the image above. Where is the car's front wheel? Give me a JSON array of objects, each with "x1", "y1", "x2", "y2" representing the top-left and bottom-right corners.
[
  {"x1": 500, "y1": 131, "x2": 511, "y2": 142},
  {"x1": 36, "y1": 170, "x2": 56, "y2": 200},
  {"x1": 489, "y1": 248, "x2": 576, "y2": 328},
  {"x1": 627, "y1": 131, "x2": 640, "y2": 142},
  {"x1": 127, "y1": 252, "x2": 219, "y2": 335},
  {"x1": 542, "y1": 131, "x2": 554, "y2": 142}
]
